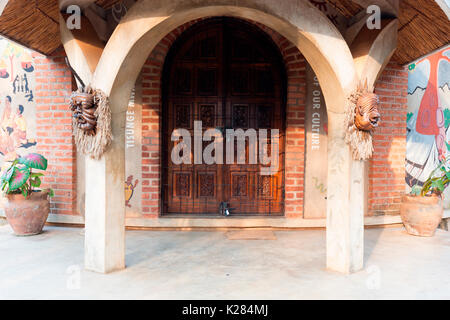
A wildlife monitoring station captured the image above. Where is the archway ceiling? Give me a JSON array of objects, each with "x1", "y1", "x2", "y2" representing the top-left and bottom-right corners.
[{"x1": 0, "y1": 0, "x2": 448, "y2": 65}]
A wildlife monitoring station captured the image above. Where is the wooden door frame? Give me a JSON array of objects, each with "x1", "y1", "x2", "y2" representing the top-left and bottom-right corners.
[{"x1": 160, "y1": 17, "x2": 287, "y2": 217}]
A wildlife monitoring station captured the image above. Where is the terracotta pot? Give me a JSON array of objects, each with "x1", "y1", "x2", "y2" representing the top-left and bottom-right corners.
[
  {"x1": 3, "y1": 191, "x2": 50, "y2": 236},
  {"x1": 400, "y1": 194, "x2": 443, "y2": 237}
]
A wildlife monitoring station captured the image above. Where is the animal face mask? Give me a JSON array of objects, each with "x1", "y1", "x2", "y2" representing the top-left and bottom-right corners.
[
  {"x1": 70, "y1": 92, "x2": 96, "y2": 135},
  {"x1": 354, "y1": 92, "x2": 380, "y2": 132}
]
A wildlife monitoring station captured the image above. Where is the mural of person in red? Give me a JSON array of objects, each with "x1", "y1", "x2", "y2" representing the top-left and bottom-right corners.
[
  {"x1": 406, "y1": 47, "x2": 450, "y2": 188},
  {"x1": 415, "y1": 50, "x2": 450, "y2": 161}
]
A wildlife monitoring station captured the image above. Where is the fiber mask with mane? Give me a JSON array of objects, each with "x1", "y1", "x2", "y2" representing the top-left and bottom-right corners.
[
  {"x1": 345, "y1": 80, "x2": 381, "y2": 160},
  {"x1": 70, "y1": 90, "x2": 97, "y2": 135},
  {"x1": 66, "y1": 58, "x2": 112, "y2": 160},
  {"x1": 354, "y1": 92, "x2": 380, "y2": 132}
]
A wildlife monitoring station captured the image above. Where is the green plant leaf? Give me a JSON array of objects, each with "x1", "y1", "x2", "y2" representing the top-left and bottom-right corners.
[
  {"x1": 47, "y1": 188, "x2": 54, "y2": 197},
  {"x1": 30, "y1": 177, "x2": 41, "y2": 188},
  {"x1": 431, "y1": 179, "x2": 445, "y2": 192},
  {"x1": 20, "y1": 185, "x2": 28, "y2": 198},
  {"x1": 18, "y1": 153, "x2": 48, "y2": 170},
  {"x1": 1, "y1": 166, "x2": 15, "y2": 184},
  {"x1": 30, "y1": 173, "x2": 44, "y2": 178},
  {"x1": 9, "y1": 167, "x2": 30, "y2": 191}
]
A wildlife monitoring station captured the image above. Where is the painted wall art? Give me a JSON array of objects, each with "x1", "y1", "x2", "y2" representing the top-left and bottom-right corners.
[
  {"x1": 124, "y1": 87, "x2": 143, "y2": 216},
  {"x1": 406, "y1": 46, "x2": 450, "y2": 195},
  {"x1": 0, "y1": 37, "x2": 37, "y2": 167}
]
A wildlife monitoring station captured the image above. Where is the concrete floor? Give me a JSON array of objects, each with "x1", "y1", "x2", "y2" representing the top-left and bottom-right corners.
[{"x1": 0, "y1": 224, "x2": 449, "y2": 299}]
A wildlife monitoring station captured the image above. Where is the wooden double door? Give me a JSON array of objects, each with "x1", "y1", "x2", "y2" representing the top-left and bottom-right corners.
[{"x1": 162, "y1": 18, "x2": 286, "y2": 216}]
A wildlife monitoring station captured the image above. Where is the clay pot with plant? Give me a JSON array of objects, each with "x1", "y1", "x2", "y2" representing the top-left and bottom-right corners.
[
  {"x1": 1, "y1": 153, "x2": 54, "y2": 236},
  {"x1": 401, "y1": 158, "x2": 449, "y2": 237}
]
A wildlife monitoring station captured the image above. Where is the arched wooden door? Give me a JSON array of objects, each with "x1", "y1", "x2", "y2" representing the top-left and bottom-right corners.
[{"x1": 162, "y1": 18, "x2": 286, "y2": 216}]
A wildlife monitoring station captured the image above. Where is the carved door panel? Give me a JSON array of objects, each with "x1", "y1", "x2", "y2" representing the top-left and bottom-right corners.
[
  {"x1": 166, "y1": 99, "x2": 224, "y2": 214},
  {"x1": 165, "y1": 25, "x2": 224, "y2": 214},
  {"x1": 163, "y1": 18, "x2": 285, "y2": 215}
]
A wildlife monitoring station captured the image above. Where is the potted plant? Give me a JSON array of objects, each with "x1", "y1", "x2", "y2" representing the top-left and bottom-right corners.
[
  {"x1": 1, "y1": 153, "x2": 54, "y2": 236},
  {"x1": 401, "y1": 158, "x2": 449, "y2": 237}
]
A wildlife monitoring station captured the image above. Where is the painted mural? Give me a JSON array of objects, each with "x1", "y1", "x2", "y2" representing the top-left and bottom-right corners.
[
  {"x1": 406, "y1": 46, "x2": 450, "y2": 194},
  {"x1": 124, "y1": 87, "x2": 143, "y2": 216},
  {"x1": 0, "y1": 37, "x2": 36, "y2": 165}
]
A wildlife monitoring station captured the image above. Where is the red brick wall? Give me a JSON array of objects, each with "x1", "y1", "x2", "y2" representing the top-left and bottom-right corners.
[
  {"x1": 368, "y1": 62, "x2": 408, "y2": 216},
  {"x1": 258, "y1": 25, "x2": 307, "y2": 218},
  {"x1": 33, "y1": 49, "x2": 76, "y2": 216},
  {"x1": 138, "y1": 19, "x2": 307, "y2": 218},
  {"x1": 23, "y1": 22, "x2": 407, "y2": 220},
  {"x1": 140, "y1": 58, "x2": 162, "y2": 217},
  {"x1": 26, "y1": 22, "x2": 407, "y2": 220}
]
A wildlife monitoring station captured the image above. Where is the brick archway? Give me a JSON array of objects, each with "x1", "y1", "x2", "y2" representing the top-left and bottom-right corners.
[
  {"x1": 139, "y1": 18, "x2": 308, "y2": 218},
  {"x1": 83, "y1": 0, "x2": 363, "y2": 274}
]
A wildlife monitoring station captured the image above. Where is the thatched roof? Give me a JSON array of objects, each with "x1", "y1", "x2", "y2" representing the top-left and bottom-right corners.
[
  {"x1": 0, "y1": 0, "x2": 448, "y2": 65},
  {"x1": 0, "y1": 0, "x2": 60, "y2": 54},
  {"x1": 0, "y1": 0, "x2": 122, "y2": 54},
  {"x1": 394, "y1": 0, "x2": 450, "y2": 64},
  {"x1": 325, "y1": 0, "x2": 450, "y2": 64}
]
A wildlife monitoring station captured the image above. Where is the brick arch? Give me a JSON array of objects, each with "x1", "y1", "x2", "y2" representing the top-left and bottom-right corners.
[
  {"x1": 137, "y1": 18, "x2": 307, "y2": 217},
  {"x1": 83, "y1": 0, "x2": 364, "y2": 274},
  {"x1": 92, "y1": 0, "x2": 357, "y2": 114}
]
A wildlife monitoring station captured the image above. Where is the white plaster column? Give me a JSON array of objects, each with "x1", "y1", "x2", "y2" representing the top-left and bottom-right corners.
[
  {"x1": 326, "y1": 111, "x2": 364, "y2": 273},
  {"x1": 84, "y1": 111, "x2": 126, "y2": 273}
]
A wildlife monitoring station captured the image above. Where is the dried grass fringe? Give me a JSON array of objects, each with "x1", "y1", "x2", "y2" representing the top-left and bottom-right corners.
[
  {"x1": 72, "y1": 88, "x2": 112, "y2": 160},
  {"x1": 345, "y1": 91, "x2": 374, "y2": 161}
]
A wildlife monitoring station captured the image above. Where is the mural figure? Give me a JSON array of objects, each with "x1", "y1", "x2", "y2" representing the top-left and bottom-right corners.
[
  {"x1": 125, "y1": 175, "x2": 139, "y2": 208},
  {"x1": 0, "y1": 96, "x2": 36, "y2": 160},
  {"x1": 0, "y1": 96, "x2": 15, "y2": 158},
  {"x1": 0, "y1": 37, "x2": 37, "y2": 164},
  {"x1": 13, "y1": 105, "x2": 36, "y2": 148},
  {"x1": 406, "y1": 47, "x2": 450, "y2": 188}
]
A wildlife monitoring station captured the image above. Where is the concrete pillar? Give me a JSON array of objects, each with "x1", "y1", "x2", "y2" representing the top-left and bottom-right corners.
[
  {"x1": 84, "y1": 114, "x2": 126, "y2": 273},
  {"x1": 326, "y1": 111, "x2": 364, "y2": 273}
]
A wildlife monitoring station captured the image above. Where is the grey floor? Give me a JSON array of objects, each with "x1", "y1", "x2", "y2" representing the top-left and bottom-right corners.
[{"x1": 0, "y1": 224, "x2": 449, "y2": 299}]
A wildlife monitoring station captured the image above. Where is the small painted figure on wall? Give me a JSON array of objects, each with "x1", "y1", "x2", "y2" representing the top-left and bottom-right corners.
[{"x1": 125, "y1": 175, "x2": 139, "y2": 208}]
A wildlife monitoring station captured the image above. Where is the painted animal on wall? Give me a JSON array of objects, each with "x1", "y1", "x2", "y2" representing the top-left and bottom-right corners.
[
  {"x1": 0, "y1": 38, "x2": 37, "y2": 166},
  {"x1": 125, "y1": 175, "x2": 139, "y2": 208},
  {"x1": 406, "y1": 46, "x2": 450, "y2": 189}
]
